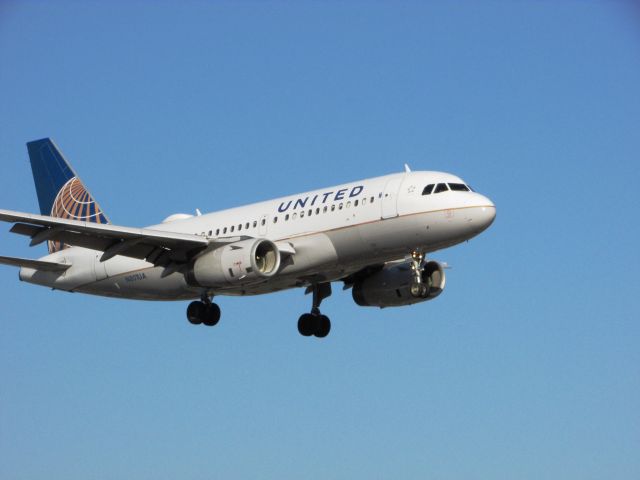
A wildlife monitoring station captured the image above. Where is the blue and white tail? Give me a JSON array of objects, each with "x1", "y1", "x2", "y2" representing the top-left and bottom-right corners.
[{"x1": 26, "y1": 138, "x2": 110, "y2": 253}]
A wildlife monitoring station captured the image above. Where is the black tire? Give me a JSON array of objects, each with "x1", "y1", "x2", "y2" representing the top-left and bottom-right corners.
[
  {"x1": 187, "y1": 301, "x2": 205, "y2": 325},
  {"x1": 314, "y1": 315, "x2": 331, "y2": 338},
  {"x1": 410, "y1": 282, "x2": 429, "y2": 298},
  {"x1": 297, "y1": 313, "x2": 315, "y2": 337},
  {"x1": 202, "y1": 303, "x2": 221, "y2": 327}
]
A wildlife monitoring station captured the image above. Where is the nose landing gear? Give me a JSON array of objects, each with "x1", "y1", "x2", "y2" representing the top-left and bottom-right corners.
[
  {"x1": 187, "y1": 295, "x2": 221, "y2": 327},
  {"x1": 297, "y1": 282, "x2": 332, "y2": 338},
  {"x1": 409, "y1": 250, "x2": 430, "y2": 298}
]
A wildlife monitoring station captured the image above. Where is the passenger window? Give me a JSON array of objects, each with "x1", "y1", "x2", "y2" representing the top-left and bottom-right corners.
[
  {"x1": 448, "y1": 183, "x2": 469, "y2": 192},
  {"x1": 370, "y1": 196, "x2": 374, "y2": 203},
  {"x1": 208, "y1": 230, "x2": 212, "y2": 236},
  {"x1": 362, "y1": 198, "x2": 367, "y2": 205},
  {"x1": 339, "y1": 203, "x2": 343, "y2": 210},
  {"x1": 285, "y1": 214, "x2": 290, "y2": 221},
  {"x1": 273, "y1": 217, "x2": 278, "y2": 223},
  {"x1": 434, "y1": 183, "x2": 449, "y2": 194},
  {"x1": 231, "y1": 226, "x2": 235, "y2": 232},
  {"x1": 216, "y1": 228, "x2": 220, "y2": 236},
  {"x1": 354, "y1": 200, "x2": 359, "y2": 207},
  {"x1": 323, "y1": 206, "x2": 328, "y2": 213},
  {"x1": 253, "y1": 221, "x2": 257, "y2": 228},
  {"x1": 308, "y1": 209, "x2": 312, "y2": 216},
  {"x1": 346, "y1": 201, "x2": 351, "y2": 208},
  {"x1": 223, "y1": 227, "x2": 227, "y2": 234},
  {"x1": 422, "y1": 184, "x2": 435, "y2": 195},
  {"x1": 301, "y1": 211, "x2": 305, "y2": 218},
  {"x1": 315, "y1": 208, "x2": 320, "y2": 215},
  {"x1": 293, "y1": 213, "x2": 298, "y2": 220},
  {"x1": 261, "y1": 219, "x2": 266, "y2": 226},
  {"x1": 245, "y1": 222, "x2": 250, "y2": 229},
  {"x1": 238, "y1": 224, "x2": 242, "y2": 231},
  {"x1": 331, "y1": 205, "x2": 336, "y2": 212}
]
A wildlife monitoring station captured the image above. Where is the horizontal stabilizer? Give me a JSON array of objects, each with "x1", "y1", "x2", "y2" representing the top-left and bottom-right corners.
[{"x1": 0, "y1": 255, "x2": 70, "y2": 272}]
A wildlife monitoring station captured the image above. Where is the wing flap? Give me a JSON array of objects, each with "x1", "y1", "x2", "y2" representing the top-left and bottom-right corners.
[
  {"x1": 9, "y1": 223, "x2": 41, "y2": 237},
  {"x1": 0, "y1": 255, "x2": 70, "y2": 272}
]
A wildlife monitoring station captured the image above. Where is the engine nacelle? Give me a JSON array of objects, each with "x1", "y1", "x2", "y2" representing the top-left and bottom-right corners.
[
  {"x1": 352, "y1": 260, "x2": 446, "y2": 308},
  {"x1": 186, "y1": 238, "x2": 281, "y2": 287}
]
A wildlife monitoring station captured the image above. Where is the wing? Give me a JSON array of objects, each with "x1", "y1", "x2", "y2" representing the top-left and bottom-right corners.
[{"x1": 0, "y1": 208, "x2": 237, "y2": 266}]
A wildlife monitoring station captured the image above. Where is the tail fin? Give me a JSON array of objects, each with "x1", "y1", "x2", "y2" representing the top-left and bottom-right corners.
[{"x1": 26, "y1": 138, "x2": 110, "y2": 253}]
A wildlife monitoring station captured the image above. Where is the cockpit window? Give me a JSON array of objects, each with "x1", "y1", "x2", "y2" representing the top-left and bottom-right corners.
[
  {"x1": 434, "y1": 183, "x2": 449, "y2": 193},
  {"x1": 448, "y1": 183, "x2": 470, "y2": 192},
  {"x1": 422, "y1": 184, "x2": 435, "y2": 195}
]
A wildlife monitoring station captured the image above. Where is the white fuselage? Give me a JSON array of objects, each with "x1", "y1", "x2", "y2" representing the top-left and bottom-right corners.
[{"x1": 19, "y1": 171, "x2": 495, "y2": 300}]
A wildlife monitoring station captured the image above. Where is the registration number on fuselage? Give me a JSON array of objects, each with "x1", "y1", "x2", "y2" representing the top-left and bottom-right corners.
[{"x1": 124, "y1": 272, "x2": 147, "y2": 283}]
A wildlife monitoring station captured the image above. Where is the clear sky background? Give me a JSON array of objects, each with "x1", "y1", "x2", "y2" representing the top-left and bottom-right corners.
[{"x1": 1, "y1": 2, "x2": 639, "y2": 479}]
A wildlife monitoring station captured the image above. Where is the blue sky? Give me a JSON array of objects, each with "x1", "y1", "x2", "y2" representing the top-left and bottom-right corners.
[{"x1": 1, "y1": 2, "x2": 639, "y2": 479}]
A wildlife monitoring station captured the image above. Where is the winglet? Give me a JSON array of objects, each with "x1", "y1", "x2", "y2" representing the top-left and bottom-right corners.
[{"x1": 404, "y1": 163, "x2": 411, "y2": 173}]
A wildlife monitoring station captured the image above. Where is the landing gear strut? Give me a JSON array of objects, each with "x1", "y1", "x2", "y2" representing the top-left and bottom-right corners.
[
  {"x1": 298, "y1": 282, "x2": 332, "y2": 338},
  {"x1": 409, "y1": 250, "x2": 430, "y2": 298},
  {"x1": 187, "y1": 294, "x2": 221, "y2": 327}
]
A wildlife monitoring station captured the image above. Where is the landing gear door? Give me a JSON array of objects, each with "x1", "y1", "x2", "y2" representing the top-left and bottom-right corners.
[{"x1": 381, "y1": 177, "x2": 402, "y2": 219}]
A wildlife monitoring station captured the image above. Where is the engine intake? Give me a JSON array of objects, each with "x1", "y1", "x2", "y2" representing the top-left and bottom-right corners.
[
  {"x1": 186, "y1": 238, "x2": 280, "y2": 287},
  {"x1": 352, "y1": 260, "x2": 446, "y2": 308}
]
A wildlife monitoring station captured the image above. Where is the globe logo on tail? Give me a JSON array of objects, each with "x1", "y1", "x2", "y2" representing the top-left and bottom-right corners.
[{"x1": 49, "y1": 177, "x2": 107, "y2": 253}]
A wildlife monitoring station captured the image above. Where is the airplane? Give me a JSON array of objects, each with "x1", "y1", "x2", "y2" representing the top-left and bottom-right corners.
[{"x1": 0, "y1": 138, "x2": 496, "y2": 338}]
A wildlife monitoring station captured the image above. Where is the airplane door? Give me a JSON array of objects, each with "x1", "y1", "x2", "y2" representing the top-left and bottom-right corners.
[
  {"x1": 259, "y1": 214, "x2": 269, "y2": 236},
  {"x1": 94, "y1": 252, "x2": 107, "y2": 281},
  {"x1": 381, "y1": 177, "x2": 402, "y2": 219}
]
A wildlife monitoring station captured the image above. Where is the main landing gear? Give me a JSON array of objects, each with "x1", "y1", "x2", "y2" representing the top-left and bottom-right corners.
[
  {"x1": 187, "y1": 295, "x2": 221, "y2": 327},
  {"x1": 409, "y1": 250, "x2": 430, "y2": 298},
  {"x1": 298, "y1": 282, "x2": 332, "y2": 338}
]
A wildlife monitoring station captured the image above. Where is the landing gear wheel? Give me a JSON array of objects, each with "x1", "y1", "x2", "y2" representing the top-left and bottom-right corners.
[
  {"x1": 187, "y1": 301, "x2": 205, "y2": 325},
  {"x1": 187, "y1": 298, "x2": 221, "y2": 326},
  {"x1": 410, "y1": 282, "x2": 429, "y2": 298},
  {"x1": 298, "y1": 313, "x2": 315, "y2": 337},
  {"x1": 202, "y1": 303, "x2": 221, "y2": 327},
  {"x1": 298, "y1": 283, "x2": 333, "y2": 338},
  {"x1": 314, "y1": 315, "x2": 331, "y2": 338}
]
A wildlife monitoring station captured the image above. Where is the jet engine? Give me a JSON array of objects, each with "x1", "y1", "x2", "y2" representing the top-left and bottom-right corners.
[
  {"x1": 352, "y1": 260, "x2": 446, "y2": 308},
  {"x1": 186, "y1": 238, "x2": 281, "y2": 287}
]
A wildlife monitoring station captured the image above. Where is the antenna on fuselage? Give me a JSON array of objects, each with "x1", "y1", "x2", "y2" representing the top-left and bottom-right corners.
[{"x1": 404, "y1": 163, "x2": 412, "y2": 173}]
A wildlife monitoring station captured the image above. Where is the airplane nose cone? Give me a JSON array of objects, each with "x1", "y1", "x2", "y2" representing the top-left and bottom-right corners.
[
  {"x1": 476, "y1": 196, "x2": 496, "y2": 231},
  {"x1": 480, "y1": 205, "x2": 496, "y2": 228}
]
